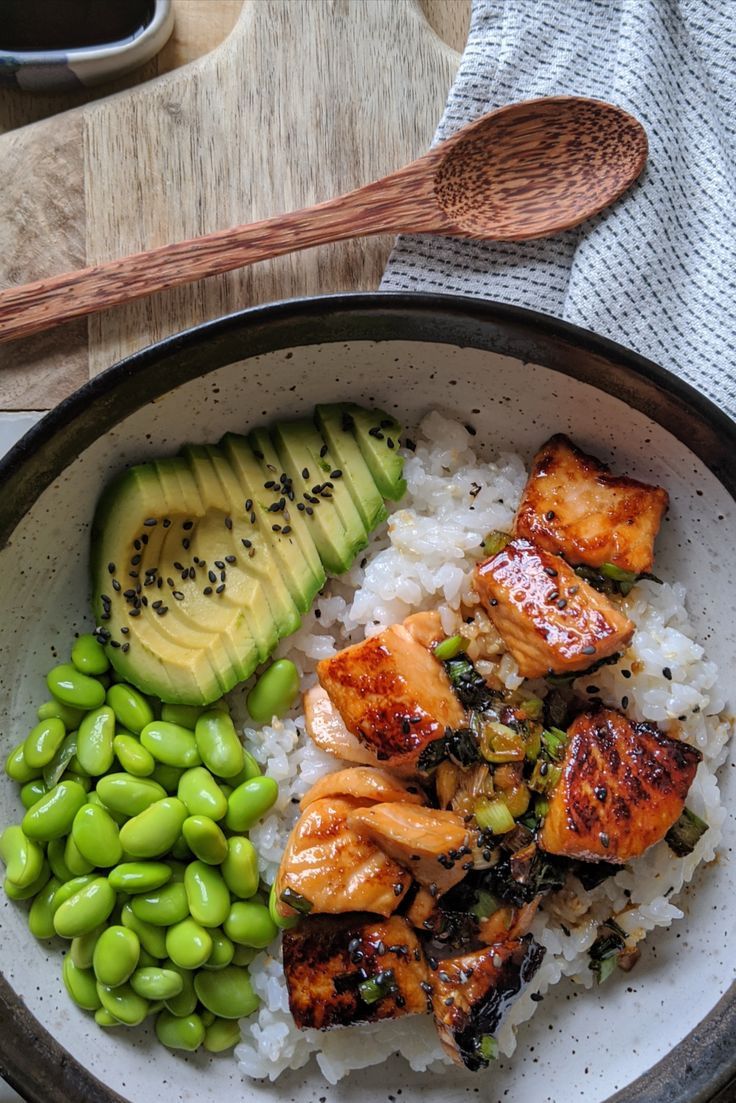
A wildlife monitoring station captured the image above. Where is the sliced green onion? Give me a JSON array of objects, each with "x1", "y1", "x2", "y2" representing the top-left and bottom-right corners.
[
  {"x1": 541, "y1": 726, "x2": 568, "y2": 761},
  {"x1": 520, "y1": 696, "x2": 544, "y2": 720},
  {"x1": 596, "y1": 955, "x2": 619, "y2": 984},
  {"x1": 470, "y1": 889, "x2": 502, "y2": 920},
  {"x1": 482, "y1": 530, "x2": 511, "y2": 557},
  {"x1": 524, "y1": 725, "x2": 542, "y2": 763},
  {"x1": 665, "y1": 807, "x2": 708, "y2": 857},
  {"x1": 475, "y1": 798, "x2": 516, "y2": 834},
  {"x1": 433, "y1": 634, "x2": 465, "y2": 661},
  {"x1": 480, "y1": 722, "x2": 526, "y2": 763},
  {"x1": 279, "y1": 887, "x2": 313, "y2": 916},
  {"x1": 529, "y1": 760, "x2": 562, "y2": 794},
  {"x1": 600, "y1": 562, "x2": 638, "y2": 585},
  {"x1": 535, "y1": 797, "x2": 550, "y2": 818},
  {"x1": 358, "y1": 969, "x2": 398, "y2": 1005},
  {"x1": 478, "y1": 1034, "x2": 499, "y2": 1062}
]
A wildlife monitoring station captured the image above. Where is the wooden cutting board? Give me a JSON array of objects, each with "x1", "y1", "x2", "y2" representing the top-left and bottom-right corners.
[{"x1": 0, "y1": 0, "x2": 469, "y2": 410}]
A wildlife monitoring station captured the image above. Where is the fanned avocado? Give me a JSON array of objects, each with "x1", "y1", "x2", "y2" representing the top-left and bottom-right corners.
[{"x1": 91, "y1": 405, "x2": 405, "y2": 705}]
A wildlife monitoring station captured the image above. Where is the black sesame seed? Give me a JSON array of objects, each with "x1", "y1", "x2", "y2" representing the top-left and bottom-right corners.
[
  {"x1": 129, "y1": 608, "x2": 141, "y2": 617},
  {"x1": 173, "y1": 591, "x2": 185, "y2": 601},
  {"x1": 330, "y1": 469, "x2": 342, "y2": 479},
  {"x1": 296, "y1": 503, "x2": 305, "y2": 512},
  {"x1": 250, "y1": 512, "x2": 256, "y2": 524},
  {"x1": 548, "y1": 589, "x2": 559, "y2": 601},
  {"x1": 182, "y1": 538, "x2": 190, "y2": 550},
  {"x1": 156, "y1": 606, "x2": 168, "y2": 616},
  {"x1": 214, "y1": 561, "x2": 225, "y2": 570},
  {"x1": 133, "y1": 539, "x2": 141, "y2": 551},
  {"x1": 152, "y1": 600, "x2": 162, "y2": 610},
  {"x1": 225, "y1": 517, "x2": 232, "y2": 530},
  {"x1": 306, "y1": 507, "x2": 313, "y2": 516},
  {"x1": 301, "y1": 468, "x2": 310, "y2": 479},
  {"x1": 121, "y1": 643, "x2": 130, "y2": 653},
  {"x1": 203, "y1": 587, "x2": 213, "y2": 595},
  {"x1": 131, "y1": 554, "x2": 142, "y2": 566},
  {"x1": 174, "y1": 562, "x2": 184, "y2": 571},
  {"x1": 220, "y1": 571, "x2": 226, "y2": 582},
  {"x1": 120, "y1": 627, "x2": 129, "y2": 635},
  {"x1": 545, "y1": 510, "x2": 556, "y2": 520},
  {"x1": 582, "y1": 645, "x2": 596, "y2": 655},
  {"x1": 557, "y1": 598, "x2": 567, "y2": 609},
  {"x1": 662, "y1": 666, "x2": 672, "y2": 680},
  {"x1": 282, "y1": 525, "x2": 292, "y2": 535},
  {"x1": 543, "y1": 566, "x2": 558, "y2": 577},
  {"x1": 163, "y1": 518, "x2": 171, "y2": 528},
  {"x1": 621, "y1": 695, "x2": 629, "y2": 710},
  {"x1": 621, "y1": 669, "x2": 632, "y2": 679},
  {"x1": 320, "y1": 444, "x2": 328, "y2": 457},
  {"x1": 129, "y1": 571, "x2": 139, "y2": 579},
  {"x1": 123, "y1": 589, "x2": 135, "y2": 599},
  {"x1": 272, "y1": 524, "x2": 282, "y2": 532},
  {"x1": 225, "y1": 555, "x2": 236, "y2": 564},
  {"x1": 208, "y1": 571, "x2": 217, "y2": 583},
  {"x1": 393, "y1": 883, "x2": 403, "y2": 896},
  {"x1": 387, "y1": 438, "x2": 395, "y2": 449},
  {"x1": 112, "y1": 579, "x2": 121, "y2": 592},
  {"x1": 245, "y1": 499, "x2": 253, "y2": 512},
  {"x1": 264, "y1": 480, "x2": 276, "y2": 489},
  {"x1": 107, "y1": 562, "x2": 116, "y2": 574},
  {"x1": 253, "y1": 450, "x2": 264, "y2": 460},
  {"x1": 182, "y1": 520, "x2": 194, "y2": 530},
  {"x1": 241, "y1": 539, "x2": 252, "y2": 549},
  {"x1": 167, "y1": 578, "x2": 174, "y2": 587},
  {"x1": 599, "y1": 832, "x2": 610, "y2": 848},
  {"x1": 216, "y1": 584, "x2": 225, "y2": 594},
  {"x1": 586, "y1": 685, "x2": 599, "y2": 694}
]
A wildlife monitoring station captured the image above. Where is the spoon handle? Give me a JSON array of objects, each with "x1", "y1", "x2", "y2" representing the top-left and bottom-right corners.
[{"x1": 0, "y1": 165, "x2": 446, "y2": 344}]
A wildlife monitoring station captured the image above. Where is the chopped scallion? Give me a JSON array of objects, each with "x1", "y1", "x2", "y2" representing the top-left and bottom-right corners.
[
  {"x1": 520, "y1": 696, "x2": 544, "y2": 720},
  {"x1": 482, "y1": 530, "x2": 511, "y2": 557},
  {"x1": 279, "y1": 887, "x2": 313, "y2": 915},
  {"x1": 665, "y1": 806, "x2": 708, "y2": 857},
  {"x1": 478, "y1": 1034, "x2": 499, "y2": 1062},
  {"x1": 358, "y1": 969, "x2": 398, "y2": 1005},
  {"x1": 480, "y1": 722, "x2": 526, "y2": 763},
  {"x1": 600, "y1": 562, "x2": 638, "y2": 585},
  {"x1": 541, "y1": 726, "x2": 568, "y2": 761},
  {"x1": 433, "y1": 634, "x2": 465, "y2": 661},
  {"x1": 475, "y1": 798, "x2": 516, "y2": 834}
]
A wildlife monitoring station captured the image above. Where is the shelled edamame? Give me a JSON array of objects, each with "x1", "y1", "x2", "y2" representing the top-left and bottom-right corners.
[{"x1": 1, "y1": 634, "x2": 290, "y2": 1055}]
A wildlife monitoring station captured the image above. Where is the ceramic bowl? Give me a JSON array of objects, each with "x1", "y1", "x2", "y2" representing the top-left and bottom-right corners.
[{"x1": 0, "y1": 294, "x2": 733, "y2": 1103}]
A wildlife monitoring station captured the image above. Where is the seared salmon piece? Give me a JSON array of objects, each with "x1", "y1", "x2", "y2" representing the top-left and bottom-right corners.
[
  {"x1": 431, "y1": 936, "x2": 545, "y2": 1069},
  {"x1": 514, "y1": 435, "x2": 668, "y2": 574},
  {"x1": 539, "y1": 708, "x2": 702, "y2": 863},
  {"x1": 317, "y1": 623, "x2": 466, "y2": 768},
  {"x1": 300, "y1": 766, "x2": 426, "y2": 810},
  {"x1": 282, "y1": 914, "x2": 430, "y2": 1030},
  {"x1": 304, "y1": 685, "x2": 381, "y2": 766},
  {"x1": 348, "y1": 802, "x2": 475, "y2": 895},
  {"x1": 403, "y1": 610, "x2": 446, "y2": 649},
  {"x1": 474, "y1": 538, "x2": 634, "y2": 678},
  {"x1": 275, "y1": 796, "x2": 411, "y2": 919}
]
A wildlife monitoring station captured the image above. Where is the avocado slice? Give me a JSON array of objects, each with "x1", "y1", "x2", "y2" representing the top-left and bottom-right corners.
[
  {"x1": 90, "y1": 405, "x2": 406, "y2": 706},
  {"x1": 219, "y1": 431, "x2": 325, "y2": 610},
  {"x1": 314, "y1": 405, "x2": 388, "y2": 532},
  {"x1": 342, "y1": 405, "x2": 406, "y2": 501},
  {"x1": 271, "y1": 419, "x2": 369, "y2": 574}
]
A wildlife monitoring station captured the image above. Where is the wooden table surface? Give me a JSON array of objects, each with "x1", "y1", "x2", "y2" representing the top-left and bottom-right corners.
[{"x1": 0, "y1": 0, "x2": 471, "y2": 412}]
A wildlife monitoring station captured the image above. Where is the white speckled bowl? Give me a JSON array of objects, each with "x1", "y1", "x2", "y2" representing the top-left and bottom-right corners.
[{"x1": 0, "y1": 295, "x2": 734, "y2": 1103}]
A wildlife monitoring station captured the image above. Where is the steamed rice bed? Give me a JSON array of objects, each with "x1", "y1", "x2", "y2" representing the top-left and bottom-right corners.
[{"x1": 229, "y1": 412, "x2": 730, "y2": 1084}]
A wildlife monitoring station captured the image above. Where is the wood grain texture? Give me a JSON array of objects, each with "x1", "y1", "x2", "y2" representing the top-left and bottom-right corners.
[{"x1": 0, "y1": 0, "x2": 470, "y2": 407}]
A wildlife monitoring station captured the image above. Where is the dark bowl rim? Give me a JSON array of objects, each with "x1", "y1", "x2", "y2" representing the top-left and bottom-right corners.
[{"x1": 0, "y1": 290, "x2": 734, "y2": 1103}]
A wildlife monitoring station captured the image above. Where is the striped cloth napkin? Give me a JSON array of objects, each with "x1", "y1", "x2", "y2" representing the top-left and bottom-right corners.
[{"x1": 382, "y1": 0, "x2": 736, "y2": 415}]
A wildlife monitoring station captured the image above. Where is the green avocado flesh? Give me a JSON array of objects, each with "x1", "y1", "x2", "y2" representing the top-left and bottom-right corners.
[{"x1": 91, "y1": 404, "x2": 405, "y2": 705}]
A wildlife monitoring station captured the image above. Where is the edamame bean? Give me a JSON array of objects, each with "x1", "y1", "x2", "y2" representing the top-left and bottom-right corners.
[
  {"x1": 155, "y1": 1009, "x2": 204, "y2": 1051},
  {"x1": 4, "y1": 861, "x2": 50, "y2": 901},
  {"x1": 113, "y1": 734, "x2": 155, "y2": 778},
  {"x1": 221, "y1": 836, "x2": 259, "y2": 900},
  {"x1": 269, "y1": 882, "x2": 299, "y2": 930},
  {"x1": 224, "y1": 776, "x2": 278, "y2": 832},
  {"x1": 97, "y1": 981, "x2": 149, "y2": 1026},
  {"x1": 165, "y1": 918, "x2": 212, "y2": 970},
  {"x1": 94, "y1": 1008, "x2": 124, "y2": 1028},
  {"x1": 71, "y1": 804, "x2": 123, "y2": 868},
  {"x1": 231, "y1": 944, "x2": 257, "y2": 967},
  {"x1": 224, "y1": 901, "x2": 278, "y2": 948},
  {"x1": 203, "y1": 930, "x2": 234, "y2": 971},
  {"x1": 64, "y1": 771, "x2": 92, "y2": 791},
  {"x1": 106, "y1": 684, "x2": 154, "y2": 734},
  {"x1": 140, "y1": 722, "x2": 201, "y2": 769},
  {"x1": 51, "y1": 874, "x2": 97, "y2": 912},
  {"x1": 130, "y1": 882, "x2": 189, "y2": 926},
  {"x1": 24, "y1": 718, "x2": 66, "y2": 770},
  {"x1": 194, "y1": 712, "x2": 244, "y2": 779},
  {"x1": 87, "y1": 791, "x2": 127, "y2": 827},
  {"x1": 150, "y1": 763, "x2": 184, "y2": 793},
  {"x1": 5, "y1": 742, "x2": 41, "y2": 783},
  {"x1": 193, "y1": 966, "x2": 259, "y2": 1019},
  {"x1": 184, "y1": 861, "x2": 230, "y2": 928},
  {"x1": 0, "y1": 825, "x2": 45, "y2": 888},
  {"x1": 20, "y1": 779, "x2": 48, "y2": 810},
  {"x1": 246, "y1": 659, "x2": 300, "y2": 724},
  {"x1": 121, "y1": 902, "x2": 167, "y2": 958},
  {"x1": 162, "y1": 960, "x2": 197, "y2": 1016},
  {"x1": 28, "y1": 876, "x2": 61, "y2": 939},
  {"x1": 71, "y1": 633, "x2": 110, "y2": 676},
  {"x1": 93, "y1": 925, "x2": 140, "y2": 987},
  {"x1": 70, "y1": 925, "x2": 105, "y2": 969},
  {"x1": 204, "y1": 1017, "x2": 241, "y2": 1053},
  {"x1": 54, "y1": 877, "x2": 115, "y2": 938},
  {"x1": 177, "y1": 767, "x2": 228, "y2": 820},
  {"x1": 161, "y1": 703, "x2": 204, "y2": 728},
  {"x1": 47, "y1": 837, "x2": 75, "y2": 883},
  {"x1": 225, "y1": 749, "x2": 262, "y2": 787},
  {"x1": 96, "y1": 774, "x2": 166, "y2": 818},
  {"x1": 76, "y1": 707, "x2": 115, "y2": 776},
  {"x1": 170, "y1": 835, "x2": 193, "y2": 861},
  {"x1": 37, "y1": 700, "x2": 84, "y2": 729},
  {"x1": 182, "y1": 815, "x2": 228, "y2": 865},
  {"x1": 47, "y1": 664, "x2": 105, "y2": 711},
  {"x1": 118, "y1": 797, "x2": 187, "y2": 859},
  {"x1": 130, "y1": 967, "x2": 183, "y2": 1001},
  {"x1": 63, "y1": 955, "x2": 102, "y2": 1011},
  {"x1": 64, "y1": 832, "x2": 94, "y2": 876},
  {"x1": 42, "y1": 733, "x2": 77, "y2": 788},
  {"x1": 108, "y1": 862, "x2": 172, "y2": 895},
  {"x1": 200, "y1": 1009, "x2": 215, "y2": 1028},
  {"x1": 22, "y1": 780, "x2": 87, "y2": 841}
]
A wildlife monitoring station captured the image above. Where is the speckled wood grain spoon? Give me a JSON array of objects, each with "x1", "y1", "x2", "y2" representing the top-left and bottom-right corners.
[{"x1": 0, "y1": 96, "x2": 647, "y2": 343}]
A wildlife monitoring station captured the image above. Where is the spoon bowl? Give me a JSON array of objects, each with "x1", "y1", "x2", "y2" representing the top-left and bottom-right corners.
[
  {"x1": 433, "y1": 97, "x2": 647, "y2": 239},
  {"x1": 0, "y1": 96, "x2": 648, "y2": 342}
]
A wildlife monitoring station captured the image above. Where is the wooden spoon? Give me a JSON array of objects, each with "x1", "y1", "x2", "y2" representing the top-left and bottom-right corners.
[{"x1": 0, "y1": 96, "x2": 646, "y2": 343}]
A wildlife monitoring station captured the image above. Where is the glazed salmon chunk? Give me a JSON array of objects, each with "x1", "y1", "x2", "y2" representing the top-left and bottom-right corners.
[
  {"x1": 282, "y1": 915, "x2": 430, "y2": 1030},
  {"x1": 348, "y1": 802, "x2": 475, "y2": 895},
  {"x1": 275, "y1": 796, "x2": 411, "y2": 919},
  {"x1": 539, "y1": 708, "x2": 702, "y2": 863},
  {"x1": 300, "y1": 766, "x2": 426, "y2": 809},
  {"x1": 317, "y1": 622, "x2": 466, "y2": 768},
  {"x1": 431, "y1": 936, "x2": 545, "y2": 1069},
  {"x1": 474, "y1": 538, "x2": 634, "y2": 678},
  {"x1": 514, "y1": 435, "x2": 669, "y2": 574}
]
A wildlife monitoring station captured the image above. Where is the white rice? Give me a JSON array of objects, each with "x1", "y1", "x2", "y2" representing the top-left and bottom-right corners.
[{"x1": 232, "y1": 412, "x2": 732, "y2": 1084}]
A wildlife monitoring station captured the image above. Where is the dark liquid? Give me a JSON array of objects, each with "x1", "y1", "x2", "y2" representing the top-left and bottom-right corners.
[{"x1": 1, "y1": 0, "x2": 156, "y2": 52}]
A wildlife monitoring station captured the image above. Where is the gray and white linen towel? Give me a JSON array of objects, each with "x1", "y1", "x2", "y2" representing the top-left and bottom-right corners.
[{"x1": 382, "y1": 0, "x2": 736, "y2": 415}]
